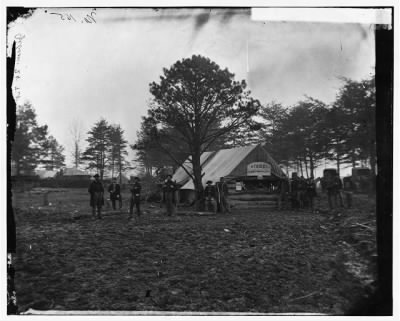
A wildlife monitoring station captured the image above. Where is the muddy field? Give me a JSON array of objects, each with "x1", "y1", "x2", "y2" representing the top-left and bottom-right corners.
[{"x1": 12, "y1": 188, "x2": 377, "y2": 314}]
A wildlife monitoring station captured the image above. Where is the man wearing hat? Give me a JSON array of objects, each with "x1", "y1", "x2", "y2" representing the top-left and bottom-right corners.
[
  {"x1": 162, "y1": 175, "x2": 177, "y2": 216},
  {"x1": 204, "y1": 180, "x2": 217, "y2": 214},
  {"x1": 216, "y1": 177, "x2": 231, "y2": 214},
  {"x1": 108, "y1": 177, "x2": 122, "y2": 210},
  {"x1": 88, "y1": 174, "x2": 104, "y2": 219},
  {"x1": 129, "y1": 177, "x2": 142, "y2": 220}
]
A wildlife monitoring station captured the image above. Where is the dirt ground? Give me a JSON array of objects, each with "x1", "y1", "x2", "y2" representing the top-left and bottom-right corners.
[{"x1": 12, "y1": 188, "x2": 377, "y2": 314}]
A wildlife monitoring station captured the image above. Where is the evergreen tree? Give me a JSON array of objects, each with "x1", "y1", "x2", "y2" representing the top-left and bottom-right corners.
[
  {"x1": 108, "y1": 124, "x2": 130, "y2": 183},
  {"x1": 149, "y1": 55, "x2": 260, "y2": 209},
  {"x1": 42, "y1": 135, "x2": 65, "y2": 171},
  {"x1": 81, "y1": 119, "x2": 111, "y2": 180},
  {"x1": 332, "y1": 76, "x2": 376, "y2": 173},
  {"x1": 132, "y1": 115, "x2": 189, "y2": 176},
  {"x1": 12, "y1": 102, "x2": 50, "y2": 175}
]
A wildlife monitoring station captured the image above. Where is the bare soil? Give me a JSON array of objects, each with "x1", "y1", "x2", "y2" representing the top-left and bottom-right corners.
[{"x1": 12, "y1": 188, "x2": 377, "y2": 314}]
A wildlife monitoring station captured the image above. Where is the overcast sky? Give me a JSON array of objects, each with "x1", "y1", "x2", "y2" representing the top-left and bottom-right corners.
[{"x1": 7, "y1": 8, "x2": 375, "y2": 171}]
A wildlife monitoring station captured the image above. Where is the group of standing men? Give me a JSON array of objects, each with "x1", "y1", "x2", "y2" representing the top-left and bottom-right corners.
[
  {"x1": 88, "y1": 174, "x2": 142, "y2": 220},
  {"x1": 323, "y1": 173, "x2": 345, "y2": 209},
  {"x1": 277, "y1": 174, "x2": 317, "y2": 212},
  {"x1": 160, "y1": 175, "x2": 231, "y2": 215},
  {"x1": 204, "y1": 177, "x2": 231, "y2": 214},
  {"x1": 277, "y1": 172, "x2": 347, "y2": 212}
]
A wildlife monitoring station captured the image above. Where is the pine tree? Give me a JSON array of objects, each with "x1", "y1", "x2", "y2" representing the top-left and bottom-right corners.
[
  {"x1": 108, "y1": 124, "x2": 130, "y2": 183},
  {"x1": 149, "y1": 55, "x2": 260, "y2": 209},
  {"x1": 81, "y1": 119, "x2": 111, "y2": 180},
  {"x1": 12, "y1": 102, "x2": 50, "y2": 175},
  {"x1": 42, "y1": 135, "x2": 65, "y2": 171}
]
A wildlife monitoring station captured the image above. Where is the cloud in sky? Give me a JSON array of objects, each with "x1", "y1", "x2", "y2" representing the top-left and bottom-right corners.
[{"x1": 7, "y1": 8, "x2": 375, "y2": 167}]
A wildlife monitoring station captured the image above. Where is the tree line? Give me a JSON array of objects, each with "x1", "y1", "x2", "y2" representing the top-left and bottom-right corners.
[
  {"x1": 133, "y1": 55, "x2": 376, "y2": 208},
  {"x1": 11, "y1": 104, "x2": 131, "y2": 181},
  {"x1": 12, "y1": 55, "x2": 375, "y2": 192},
  {"x1": 258, "y1": 75, "x2": 375, "y2": 178}
]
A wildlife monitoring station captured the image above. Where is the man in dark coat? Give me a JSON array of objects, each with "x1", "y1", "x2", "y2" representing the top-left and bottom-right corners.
[
  {"x1": 298, "y1": 176, "x2": 307, "y2": 209},
  {"x1": 334, "y1": 173, "x2": 344, "y2": 208},
  {"x1": 305, "y1": 178, "x2": 317, "y2": 212},
  {"x1": 163, "y1": 175, "x2": 177, "y2": 216},
  {"x1": 325, "y1": 174, "x2": 336, "y2": 209},
  {"x1": 108, "y1": 177, "x2": 122, "y2": 210},
  {"x1": 129, "y1": 177, "x2": 142, "y2": 220},
  {"x1": 204, "y1": 180, "x2": 217, "y2": 213},
  {"x1": 290, "y1": 173, "x2": 300, "y2": 210},
  {"x1": 216, "y1": 177, "x2": 230, "y2": 214},
  {"x1": 277, "y1": 177, "x2": 290, "y2": 210},
  {"x1": 88, "y1": 174, "x2": 104, "y2": 219}
]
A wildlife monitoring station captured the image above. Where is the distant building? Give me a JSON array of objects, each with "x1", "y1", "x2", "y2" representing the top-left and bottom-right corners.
[
  {"x1": 61, "y1": 168, "x2": 90, "y2": 177},
  {"x1": 35, "y1": 169, "x2": 58, "y2": 179}
]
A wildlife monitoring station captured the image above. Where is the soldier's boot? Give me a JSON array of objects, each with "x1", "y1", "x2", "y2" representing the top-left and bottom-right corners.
[{"x1": 97, "y1": 208, "x2": 102, "y2": 219}]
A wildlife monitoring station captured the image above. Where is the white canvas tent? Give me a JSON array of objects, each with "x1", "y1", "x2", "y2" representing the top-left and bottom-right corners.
[
  {"x1": 173, "y1": 144, "x2": 285, "y2": 204},
  {"x1": 172, "y1": 151, "x2": 215, "y2": 186}
]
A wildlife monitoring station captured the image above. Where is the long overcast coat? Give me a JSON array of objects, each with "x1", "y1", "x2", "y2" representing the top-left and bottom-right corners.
[{"x1": 89, "y1": 180, "x2": 105, "y2": 208}]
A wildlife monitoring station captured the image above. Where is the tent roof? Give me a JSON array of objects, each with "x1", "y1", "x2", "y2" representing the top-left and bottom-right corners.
[
  {"x1": 172, "y1": 151, "x2": 214, "y2": 185},
  {"x1": 179, "y1": 144, "x2": 284, "y2": 190},
  {"x1": 181, "y1": 145, "x2": 257, "y2": 190}
]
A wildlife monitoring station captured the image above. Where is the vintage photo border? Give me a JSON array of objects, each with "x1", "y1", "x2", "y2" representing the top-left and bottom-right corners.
[{"x1": 1, "y1": 0, "x2": 398, "y2": 319}]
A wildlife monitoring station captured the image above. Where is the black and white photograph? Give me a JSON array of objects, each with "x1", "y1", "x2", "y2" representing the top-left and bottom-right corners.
[{"x1": 3, "y1": 1, "x2": 396, "y2": 318}]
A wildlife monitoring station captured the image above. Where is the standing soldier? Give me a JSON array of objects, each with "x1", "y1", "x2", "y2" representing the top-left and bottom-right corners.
[
  {"x1": 88, "y1": 174, "x2": 104, "y2": 219},
  {"x1": 277, "y1": 176, "x2": 289, "y2": 210},
  {"x1": 108, "y1": 177, "x2": 122, "y2": 210},
  {"x1": 298, "y1": 176, "x2": 307, "y2": 209},
  {"x1": 343, "y1": 177, "x2": 354, "y2": 208},
  {"x1": 129, "y1": 177, "x2": 141, "y2": 220},
  {"x1": 216, "y1": 177, "x2": 230, "y2": 214},
  {"x1": 204, "y1": 180, "x2": 217, "y2": 214},
  {"x1": 325, "y1": 174, "x2": 336, "y2": 210},
  {"x1": 305, "y1": 178, "x2": 317, "y2": 212},
  {"x1": 334, "y1": 173, "x2": 344, "y2": 208},
  {"x1": 163, "y1": 175, "x2": 177, "y2": 216},
  {"x1": 290, "y1": 173, "x2": 300, "y2": 210}
]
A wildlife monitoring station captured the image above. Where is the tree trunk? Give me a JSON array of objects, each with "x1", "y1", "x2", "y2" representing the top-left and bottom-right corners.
[
  {"x1": 309, "y1": 154, "x2": 315, "y2": 179},
  {"x1": 299, "y1": 159, "x2": 304, "y2": 177},
  {"x1": 351, "y1": 151, "x2": 357, "y2": 167},
  {"x1": 304, "y1": 155, "x2": 309, "y2": 178},
  {"x1": 191, "y1": 149, "x2": 204, "y2": 211},
  {"x1": 369, "y1": 144, "x2": 376, "y2": 193},
  {"x1": 74, "y1": 143, "x2": 79, "y2": 168},
  {"x1": 369, "y1": 145, "x2": 376, "y2": 176},
  {"x1": 336, "y1": 154, "x2": 341, "y2": 176},
  {"x1": 119, "y1": 150, "x2": 122, "y2": 186}
]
